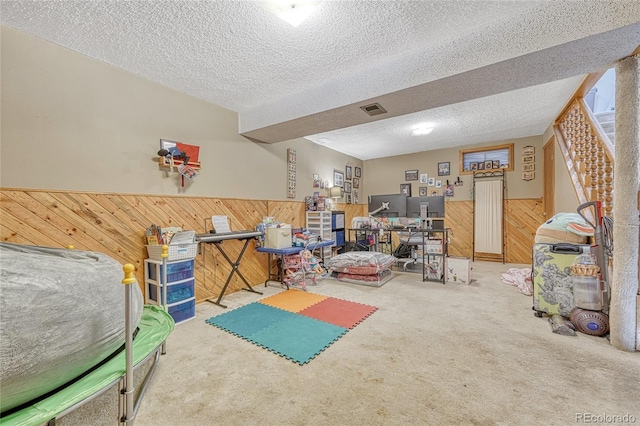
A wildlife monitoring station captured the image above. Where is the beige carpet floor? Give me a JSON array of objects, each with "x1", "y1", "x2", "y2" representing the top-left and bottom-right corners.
[{"x1": 59, "y1": 261, "x2": 639, "y2": 426}]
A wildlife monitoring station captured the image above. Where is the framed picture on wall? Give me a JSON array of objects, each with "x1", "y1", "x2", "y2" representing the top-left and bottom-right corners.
[
  {"x1": 345, "y1": 166, "x2": 352, "y2": 180},
  {"x1": 353, "y1": 177, "x2": 360, "y2": 188},
  {"x1": 484, "y1": 160, "x2": 493, "y2": 170},
  {"x1": 470, "y1": 162, "x2": 478, "y2": 171},
  {"x1": 354, "y1": 166, "x2": 361, "y2": 178},
  {"x1": 523, "y1": 146, "x2": 535, "y2": 155},
  {"x1": 419, "y1": 187, "x2": 428, "y2": 196},
  {"x1": 492, "y1": 160, "x2": 500, "y2": 169},
  {"x1": 523, "y1": 163, "x2": 535, "y2": 172},
  {"x1": 522, "y1": 155, "x2": 535, "y2": 163},
  {"x1": 346, "y1": 194, "x2": 352, "y2": 204},
  {"x1": 333, "y1": 169, "x2": 344, "y2": 187},
  {"x1": 400, "y1": 183, "x2": 412, "y2": 197},
  {"x1": 427, "y1": 177, "x2": 435, "y2": 186},
  {"x1": 344, "y1": 181, "x2": 352, "y2": 193},
  {"x1": 437, "y1": 162, "x2": 450, "y2": 176},
  {"x1": 405, "y1": 169, "x2": 419, "y2": 181}
]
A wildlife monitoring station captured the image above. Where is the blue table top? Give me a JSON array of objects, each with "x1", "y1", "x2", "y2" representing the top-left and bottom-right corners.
[{"x1": 256, "y1": 240, "x2": 335, "y2": 255}]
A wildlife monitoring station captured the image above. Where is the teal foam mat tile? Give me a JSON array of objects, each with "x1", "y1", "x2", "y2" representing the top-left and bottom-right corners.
[
  {"x1": 205, "y1": 302, "x2": 295, "y2": 337},
  {"x1": 248, "y1": 315, "x2": 347, "y2": 365}
]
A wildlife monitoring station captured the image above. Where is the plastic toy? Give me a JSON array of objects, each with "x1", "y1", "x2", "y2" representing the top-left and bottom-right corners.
[{"x1": 301, "y1": 250, "x2": 325, "y2": 274}]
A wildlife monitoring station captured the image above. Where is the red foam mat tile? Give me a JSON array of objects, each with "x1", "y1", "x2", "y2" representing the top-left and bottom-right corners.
[{"x1": 298, "y1": 297, "x2": 378, "y2": 329}]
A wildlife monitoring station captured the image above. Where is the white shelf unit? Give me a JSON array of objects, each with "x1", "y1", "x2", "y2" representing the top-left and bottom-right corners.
[
  {"x1": 144, "y1": 258, "x2": 196, "y2": 324},
  {"x1": 306, "y1": 211, "x2": 333, "y2": 260}
]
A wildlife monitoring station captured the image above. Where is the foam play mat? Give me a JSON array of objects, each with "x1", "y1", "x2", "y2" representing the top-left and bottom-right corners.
[{"x1": 206, "y1": 289, "x2": 377, "y2": 365}]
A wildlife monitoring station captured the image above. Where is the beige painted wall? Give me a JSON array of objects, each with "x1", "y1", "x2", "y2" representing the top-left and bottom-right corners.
[
  {"x1": 0, "y1": 26, "x2": 361, "y2": 201},
  {"x1": 362, "y1": 135, "x2": 544, "y2": 201}
]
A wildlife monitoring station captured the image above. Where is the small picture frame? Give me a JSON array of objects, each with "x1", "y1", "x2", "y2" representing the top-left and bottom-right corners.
[
  {"x1": 400, "y1": 183, "x2": 412, "y2": 197},
  {"x1": 435, "y1": 180, "x2": 442, "y2": 188},
  {"x1": 333, "y1": 169, "x2": 344, "y2": 187},
  {"x1": 405, "y1": 169, "x2": 419, "y2": 181},
  {"x1": 523, "y1": 146, "x2": 535, "y2": 155},
  {"x1": 430, "y1": 189, "x2": 440, "y2": 196},
  {"x1": 437, "y1": 162, "x2": 450, "y2": 176},
  {"x1": 522, "y1": 155, "x2": 535, "y2": 163},
  {"x1": 419, "y1": 187, "x2": 428, "y2": 196},
  {"x1": 354, "y1": 166, "x2": 361, "y2": 178},
  {"x1": 522, "y1": 171, "x2": 535, "y2": 181},
  {"x1": 353, "y1": 177, "x2": 360, "y2": 189},
  {"x1": 477, "y1": 162, "x2": 485, "y2": 170},
  {"x1": 345, "y1": 166, "x2": 352, "y2": 180},
  {"x1": 353, "y1": 189, "x2": 359, "y2": 204},
  {"x1": 344, "y1": 181, "x2": 352, "y2": 194},
  {"x1": 427, "y1": 177, "x2": 435, "y2": 187},
  {"x1": 484, "y1": 160, "x2": 493, "y2": 170},
  {"x1": 492, "y1": 160, "x2": 500, "y2": 169},
  {"x1": 346, "y1": 193, "x2": 352, "y2": 204},
  {"x1": 470, "y1": 162, "x2": 478, "y2": 171},
  {"x1": 419, "y1": 173, "x2": 428, "y2": 184},
  {"x1": 523, "y1": 163, "x2": 535, "y2": 172}
]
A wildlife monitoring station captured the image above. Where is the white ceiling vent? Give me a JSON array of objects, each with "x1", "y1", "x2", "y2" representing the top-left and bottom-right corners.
[{"x1": 360, "y1": 103, "x2": 387, "y2": 116}]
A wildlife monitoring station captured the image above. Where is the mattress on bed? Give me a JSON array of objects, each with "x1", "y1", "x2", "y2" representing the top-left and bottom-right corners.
[
  {"x1": 0, "y1": 242, "x2": 144, "y2": 413},
  {"x1": 325, "y1": 251, "x2": 396, "y2": 275}
]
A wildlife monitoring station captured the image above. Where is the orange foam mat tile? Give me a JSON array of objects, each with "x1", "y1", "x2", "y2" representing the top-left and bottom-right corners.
[{"x1": 259, "y1": 289, "x2": 328, "y2": 313}]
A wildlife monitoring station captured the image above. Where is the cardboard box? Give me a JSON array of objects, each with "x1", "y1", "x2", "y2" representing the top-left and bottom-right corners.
[
  {"x1": 446, "y1": 257, "x2": 471, "y2": 284},
  {"x1": 264, "y1": 226, "x2": 292, "y2": 249}
]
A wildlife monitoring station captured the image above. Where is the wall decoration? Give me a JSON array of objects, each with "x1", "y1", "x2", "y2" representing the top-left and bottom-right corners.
[
  {"x1": 492, "y1": 160, "x2": 500, "y2": 169},
  {"x1": 523, "y1": 145, "x2": 535, "y2": 155},
  {"x1": 484, "y1": 160, "x2": 493, "y2": 170},
  {"x1": 435, "y1": 180, "x2": 442, "y2": 188},
  {"x1": 353, "y1": 177, "x2": 360, "y2": 189},
  {"x1": 344, "y1": 181, "x2": 352, "y2": 194},
  {"x1": 345, "y1": 166, "x2": 352, "y2": 180},
  {"x1": 427, "y1": 177, "x2": 435, "y2": 186},
  {"x1": 419, "y1": 173, "x2": 428, "y2": 183},
  {"x1": 430, "y1": 189, "x2": 440, "y2": 196},
  {"x1": 438, "y1": 162, "x2": 450, "y2": 176},
  {"x1": 522, "y1": 155, "x2": 535, "y2": 163},
  {"x1": 354, "y1": 166, "x2": 361, "y2": 178},
  {"x1": 287, "y1": 148, "x2": 296, "y2": 198},
  {"x1": 333, "y1": 169, "x2": 344, "y2": 187},
  {"x1": 523, "y1": 163, "x2": 535, "y2": 172},
  {"x1": 444, "y1": 184, "x2": 454, "y2": 197},
  {"x1": 419, "y1": 187, "x2": 428, "y2": 196},
  {"x1": 313, "y1": 174, "x2": 320, "y2": 188},
  {"x1": 400, "y1": 183, "x2": 412, "y2": 197},
  {"x1": 353, "y1": 189, "x2": 359, "y2": 204},
  {"x1": 405, "y1": 169, "x2": 419, "y2": 181},
  {"x1": 522, "y1": 171, "x2": 535, "y2": 181},
  {"x1": 477, "y1": 162, "x2": 485, "y2": 170},
  {"x1": 346, "y1": 194, "x2": 352, "y2": 204},
  {"x1": 522, "y1": 145, "x2": 536, "y2": 180},
  {"x1": 470, "y1": 162, "x2": 478, "y2": 171}
]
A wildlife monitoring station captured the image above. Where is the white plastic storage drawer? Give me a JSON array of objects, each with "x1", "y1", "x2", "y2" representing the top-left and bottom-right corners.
[
  {"x1": 168, "y1": 298, "x2": 196, "y2": 324},
  {"x1": 147, "y1": 259, "x2": 194, "y2": 283},
  {"x1": 147, "y1": 279, "x2": 195, "y2": 305}
]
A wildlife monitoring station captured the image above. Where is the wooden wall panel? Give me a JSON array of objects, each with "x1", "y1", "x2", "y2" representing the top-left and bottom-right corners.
[
  {"x1": 0, "y1": 188, "x2": 542, "y2": 305},
  {"x1": 445, "y1": 198, "x2": 543, "y2": 264}
]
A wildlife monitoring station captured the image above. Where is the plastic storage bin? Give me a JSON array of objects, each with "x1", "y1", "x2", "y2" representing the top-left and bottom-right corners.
[
  {"x1": 168, "y1": 298, "x2": 196, "y2": 324},
  {"x1": 146, "y1": 243, "x2": 197, "y2": 261},
  {"x1": 147, "y1": 259, "x2": 194, "y2": 283},
  {"x1": 147, "y1": 279, "x2": 195, "y2": 305}
]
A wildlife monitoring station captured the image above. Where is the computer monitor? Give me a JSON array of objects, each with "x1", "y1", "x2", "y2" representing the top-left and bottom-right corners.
[
  {"x1": 368, "y1": 193, "x2": 407, "y2": 218},
  {"x1": 406, "y1": 196, "x2": 445, "y2": 219}
]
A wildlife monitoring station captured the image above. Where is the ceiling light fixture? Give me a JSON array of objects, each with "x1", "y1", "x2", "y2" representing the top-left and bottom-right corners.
[
  {"x1": 261, "y1": 1, "x2": 321, "y2": 27},
  {"x1": 412, "y1": 125, "x2": 434, "y2": 136}
]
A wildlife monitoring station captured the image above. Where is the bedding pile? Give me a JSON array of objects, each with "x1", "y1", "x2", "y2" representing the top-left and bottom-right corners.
[{"x1": 325, "y1": 251, "x2": 396, "y2": 287}]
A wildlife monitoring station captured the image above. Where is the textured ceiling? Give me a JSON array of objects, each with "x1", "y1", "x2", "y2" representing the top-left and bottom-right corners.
[{"x1": 2, "y1": 1, "x2": 640, "y2": 160}]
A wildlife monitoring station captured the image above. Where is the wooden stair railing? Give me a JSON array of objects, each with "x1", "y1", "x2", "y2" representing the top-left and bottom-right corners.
[{"x1": 554, "y1": 97, "x2": 615, "y2": 217}]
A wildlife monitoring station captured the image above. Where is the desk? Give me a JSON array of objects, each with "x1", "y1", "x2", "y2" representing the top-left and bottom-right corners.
[
  {"x1": 196, "y1": 230, "x2": 263, "y2": 309},
  {"x1": 256, "y1": 240, "x2": 335, "y2": 288}
]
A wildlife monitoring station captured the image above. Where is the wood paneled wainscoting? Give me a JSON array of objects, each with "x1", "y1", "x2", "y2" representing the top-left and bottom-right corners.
[
  {"x1": 445, "y1": 198, "x2": 544, "y2": 265},
  {"x1": 0, "y1": 188, "x2": 368, "y2": 303}
]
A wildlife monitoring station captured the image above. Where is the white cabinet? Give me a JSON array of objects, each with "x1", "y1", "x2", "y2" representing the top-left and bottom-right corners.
[{"x1": 144, "y1": 258, "x2": 196, "y2": 324}]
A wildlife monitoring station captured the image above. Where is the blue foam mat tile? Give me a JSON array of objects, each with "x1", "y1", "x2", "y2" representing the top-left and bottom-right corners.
[
  {"x1": 248, "y1": 315, "x2": 347, "y2": 365},
  {"x1": 205, "y1": 302, "x2": 296, "y2": 337}
]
